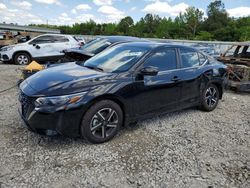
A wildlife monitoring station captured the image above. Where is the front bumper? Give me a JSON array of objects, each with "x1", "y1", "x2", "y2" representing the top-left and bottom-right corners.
[
  {"x1": 18, "y1": 93, "x2": 86, "y2": 138},
  {"x1": 0, "y1": 52, "x2": 11, "y2": 62}
]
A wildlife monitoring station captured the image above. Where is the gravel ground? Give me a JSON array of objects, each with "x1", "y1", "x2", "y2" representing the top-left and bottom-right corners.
[{"x1": 0, "y1": 64, "x2": 249, "y2": 188}]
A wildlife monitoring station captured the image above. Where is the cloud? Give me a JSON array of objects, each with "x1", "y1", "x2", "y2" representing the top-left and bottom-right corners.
[
  {"x1": 142, "y1": 0, "x2": 189, "y2": 17},
  {"x1": 75, "y1": 14, "x2": 96, "y2": 22},
  {"x1": 71, "y1": 4, "x2": 91, "y2": 15},
  {"x1": 0, "y1": 3, "x2": 42, "y2": 24},
  {"x1": 98, "y1": 5, "x2": 125, "y2": 22},
  {"x1": 75, "y1": 4, "x2": 92, "y2": 11},
  {"x1": 10, "y1": 1, "x2": 32, "y2": 10},
  {"x1": 71, "y1": 9, "x2": 77, "y2": 14},
  {"x1": 49, "y1": 13, "x2": 97, "y2": 25},
  {"x1": 0, "y1": 3, "x2": 43, "y2": 24},
  {"x1": 61, "y1": 13, "x2": 68, "y2": 17},
  {"x1": 0, "y1": 3, "x2": 7, "y2": 9},
  {"x1": 130, "y1": 6, "x2": 136, "y2": 11},
  {"x1": 93, "y1": 0, "x2": 112, "y2": 6},
  {"x1": 34, "y1": 0, "x2": 61, "y2": 6},
  {"x1": 227, "y1": 7, "x2": 250, "y2": 17}
]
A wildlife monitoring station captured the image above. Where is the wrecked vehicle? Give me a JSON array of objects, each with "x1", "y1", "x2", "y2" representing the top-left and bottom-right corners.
[
  {"x1": 0, "y1": 34, "x2": 80, "y2": 65},
  {"x1": 19, "y1": 42, "x2": 227, "y2": 143},
  {"x1": 20, "y1": 36, "x2": 147, "y2": 80},
  {"x1": 61, "y1": 36, "x2": 147, "y2": 62},
  {"x1": 217, "y1": 42, "x2": 250, "y2": 92}
]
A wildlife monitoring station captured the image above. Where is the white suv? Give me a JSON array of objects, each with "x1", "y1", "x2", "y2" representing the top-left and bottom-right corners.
[{"x1": 0, "y1": 34, "x2": 81, "y2": 65}]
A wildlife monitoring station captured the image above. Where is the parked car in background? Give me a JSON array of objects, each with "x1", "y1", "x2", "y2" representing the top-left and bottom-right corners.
[
  {"x1": 73, "y1": 35, "x2": 86, "y2": 46},
  {"x1": 19, "y1": 42, "x2": 227, "y2": 143},
  {"x1": 0, "y1": 34, "x2": 81, "y2": 65},
  {"x1": 61, "y1": 36, "x2": 147, "y2": 62},
  {"x1": 217, "y1": 42, "x2": 250, "y2": 92},
  {"x1": 191, "y1": 44, "x2": 219, "y2": 57}
]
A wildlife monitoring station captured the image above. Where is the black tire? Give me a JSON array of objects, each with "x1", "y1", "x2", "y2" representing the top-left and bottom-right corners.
[
  {"x1": 14, "y1": 52, "x2": 31, "y2": 65},
  {"x1": 81, "y1": 100, "x2": 123, "y2": 144},
  {"x1": 200, "y1": 84, "x2": 220, "y2": 112}
]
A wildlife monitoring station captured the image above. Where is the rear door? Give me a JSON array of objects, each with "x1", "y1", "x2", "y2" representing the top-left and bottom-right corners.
[
  {"x1": 133, "y1": 47, "x2": 182, "y2": 116},
  {"x1": 178, "y1": 48, "x2": 207, "y2": 108},
  {"x1": 50, "y1": 35, "x2": 71, "y2": 56}
]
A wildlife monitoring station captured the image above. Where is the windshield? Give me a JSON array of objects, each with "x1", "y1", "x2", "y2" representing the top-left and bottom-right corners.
[
  {"x1": 83, "y1": 44, "x2": 149, "y2": 73},
  {"x1": 80, "y1": 38, "x2": 111, "y2": 55}
]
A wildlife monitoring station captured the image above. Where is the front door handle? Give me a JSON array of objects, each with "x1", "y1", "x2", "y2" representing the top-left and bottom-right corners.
[{"x1": 171, "y1": 76, "x2": 181, "y2": 82}]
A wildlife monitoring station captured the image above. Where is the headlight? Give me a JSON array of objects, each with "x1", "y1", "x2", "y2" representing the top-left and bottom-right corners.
[
  {"x1": 1, "y1": 46, "x2": 14, "y2": 52},
  {"x1": 35, "y1": 91, "x2": 87, "y2": 111}
]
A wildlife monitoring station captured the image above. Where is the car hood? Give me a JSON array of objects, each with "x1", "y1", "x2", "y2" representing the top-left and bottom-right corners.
[
  {"x1": 63, "y1": 48, "x2": 94, "y2": 57},
  {"x1": 11, "y1": 43, "x2": 27, "y2": 48},
  {"x1": 21, "y1": 62, "x2": 115, "y2": 96},
  {"x1": 0, "y1": 43, "x2": 24, "y2": 50}
]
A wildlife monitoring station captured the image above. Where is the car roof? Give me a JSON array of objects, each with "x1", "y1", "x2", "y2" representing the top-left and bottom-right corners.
[
  {"x1": 98, "y1": 35, "x2": 148, "y2": 43},
  {"x1": 116, "y1": 41, "x2": 198, "y2": 51},
  {"x1": 36, "y1": 34, "x2": 72, "y2": 37}
]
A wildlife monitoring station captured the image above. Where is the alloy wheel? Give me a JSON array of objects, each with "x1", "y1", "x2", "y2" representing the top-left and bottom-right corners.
[
  {"x1": 205, "y1": 87, "x2": 218, "y2": 107},
  {"x1": 90, "y1": 108, "x2": 119, "y2": 139},
  {"x1": 17, "y1": 55, "x2": 29, "y2": 65}
]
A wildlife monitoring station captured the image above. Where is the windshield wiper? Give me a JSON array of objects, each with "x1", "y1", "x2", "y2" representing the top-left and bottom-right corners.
[{"x1": 84, "y1": 65, "x2": 103, "y2": 72}]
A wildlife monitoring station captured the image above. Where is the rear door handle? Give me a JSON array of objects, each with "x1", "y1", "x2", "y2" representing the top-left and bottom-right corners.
[{"x1": 171, "y1": 76, "x2": 181, "y2": 82}]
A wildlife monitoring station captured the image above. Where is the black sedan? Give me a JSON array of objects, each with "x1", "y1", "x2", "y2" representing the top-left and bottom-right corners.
[
  {"x1": 61, "y1": 36, "x2": 147, "y2": 62},
  {"x1": 19, "y1": 42, "x2": 227, "y2": 143}
]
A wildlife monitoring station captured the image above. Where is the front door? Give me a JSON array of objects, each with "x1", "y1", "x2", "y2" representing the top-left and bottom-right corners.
[
  {"x1": 28, "y1": 35, "x2": 55, "y2": 58},
  {"x1": 133, "y1": 47, "x2": 181, "y2": 117}
]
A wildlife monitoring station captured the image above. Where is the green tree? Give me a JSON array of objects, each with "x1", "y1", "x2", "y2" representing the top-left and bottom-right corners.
[
  {"x1": 117, "y1": 16, "x2": 134, "y2": 35},
  {"x1": 29, "y1": 1, "x2": 250, "y2": 42},
  {"x1": 156, "y1": 17, "x2": 173, "y2": 38},
  {"x1": 195, "y1": 31, "x2": 214, "y2": 41},
  {"x1": 143, "y1": 14, "x2": 161, "y2": 37},
  {"x1": 203, "y1": 0, "x2": 230, "y2": 32},
  {"x1": 183, "y1": 7, "x2": 204, "y2": 37}
]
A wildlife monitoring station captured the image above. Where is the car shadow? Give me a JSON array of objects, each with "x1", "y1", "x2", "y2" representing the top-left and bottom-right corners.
[{"x1": 25, "y1": 106, "x2": 199, "y2": 148}]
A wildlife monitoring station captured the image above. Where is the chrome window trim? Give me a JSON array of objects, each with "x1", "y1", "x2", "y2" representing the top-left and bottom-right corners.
[{"x1": 157, "y1": 59, "x2": 208, "y2": 75}]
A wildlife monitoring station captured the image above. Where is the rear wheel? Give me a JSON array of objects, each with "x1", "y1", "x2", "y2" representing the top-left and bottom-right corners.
[
  {"x1": 14, "y1": 52, "x2": 31, "y2": 65},
  {"x1": 81, "y1": 100, "x2": 123, "y2": 144},
  {"x1": 200, "y1": 84, "x2": 219, "y2": 111}
]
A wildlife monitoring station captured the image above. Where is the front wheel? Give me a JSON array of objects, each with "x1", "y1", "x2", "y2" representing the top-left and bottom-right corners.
[
  {"x1": 200, "y1": 84, "x2": 220, "y2": 112},
  {"x1": 14, "y1": 52, "x2": 31, "y2": 65},
  {"x1": 81, "y1": 100, "x2": 123, "y2": 144}
]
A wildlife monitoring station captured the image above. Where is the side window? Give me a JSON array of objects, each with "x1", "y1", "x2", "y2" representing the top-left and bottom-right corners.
[
  {"x1": 143, "y1": 49, "x2": 177, "y2": 72},
  {"x1": 198, "y1": 52, "x2": 207, "y2": 65},
  {"x1": 180, "y1": 49, "x2": 200, "y2": 68},
  {"x1": 246, "y1": 46, "x2": 250, "y2": 53},
  {"x1": 53, "y1": 36, "x2": 69, "y2": 43},
  {"x1": 30, "y1": 36, "x2": 54, "y2": 44}
]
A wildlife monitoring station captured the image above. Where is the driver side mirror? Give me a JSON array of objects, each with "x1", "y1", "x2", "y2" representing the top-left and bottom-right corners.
[
  {"x1": 140, "y1": 66, "x2": 159, "y2": 76},
  {"x1": 32, "y1": 43, "x2": 40, "y2": 49}
]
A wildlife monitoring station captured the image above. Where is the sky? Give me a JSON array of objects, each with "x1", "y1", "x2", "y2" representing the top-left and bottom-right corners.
[{"x1": 0, "y1": 0, "x2": 250, "y2": 26}]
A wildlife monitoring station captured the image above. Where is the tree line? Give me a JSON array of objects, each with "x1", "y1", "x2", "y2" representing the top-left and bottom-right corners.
[{"x1": 30, "y1": 0, "x2": 250, "y2": 41}]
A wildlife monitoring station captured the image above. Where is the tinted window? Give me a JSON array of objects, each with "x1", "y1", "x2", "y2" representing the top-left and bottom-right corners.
[
  {"x1": 83, "y1": 45, "x2": 149, "y2": 73},
  {"x1": 30, "y1": 35, "x2": 54, "y2": 44},
  {"x1": 198, "y1": 52, "x2": 207, "y2": 64},
  {"x1": 81, "y1": 38, "x2": 111, "y2": 55},
  {"x1": 143, "y1": 49, "x2": 177, "y2": 71},
  {"x1": 180, "y1": 49, "x2": 200, "y2": 68},
  {"x1": 246, "y1": 46, "x2": 250, "y2": 53},
  {"x1": 53, "y1": 36, "x2": 69, "y2": 43}
]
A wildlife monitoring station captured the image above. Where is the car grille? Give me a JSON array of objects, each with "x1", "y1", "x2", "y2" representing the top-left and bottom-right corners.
[{"x1": 19, "y1": 91, "x2": 35, "y2": 118}]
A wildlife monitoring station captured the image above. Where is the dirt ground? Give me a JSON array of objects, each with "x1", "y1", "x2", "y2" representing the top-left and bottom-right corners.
[{"x1": 0, "y1": 64, "x2": 249, "y2": 188}]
